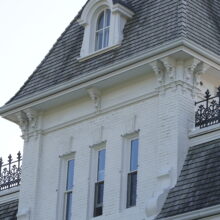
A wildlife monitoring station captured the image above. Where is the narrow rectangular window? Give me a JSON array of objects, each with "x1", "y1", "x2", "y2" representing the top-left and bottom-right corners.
[
  {"x1": 127, "y1": 139, "x2": 138, "y2": 208},
  {"x1": 94, "y1": 149, "x2": 106, "y2": 217},
  {"x1": 65, "y1": 159, "x2": 75, "y2": 220}
]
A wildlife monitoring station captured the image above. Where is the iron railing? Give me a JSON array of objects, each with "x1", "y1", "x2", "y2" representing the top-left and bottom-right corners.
[
  {"x1": 0, "y1": 152, "x2": 22, "y2": 191},
  {"x1": 195, "y1": 87, "x2": 220, "y2": 128}
]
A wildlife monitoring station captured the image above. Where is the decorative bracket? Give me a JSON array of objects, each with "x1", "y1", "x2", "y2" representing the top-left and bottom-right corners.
[
  {"x1": 15, "y1": 109, "x2": 39, "y2": 141},
  {"x1": 149, "y1": 61, "x2": 165, "y2": 86},
  {"x1": 160, "y1": 57, "x2": 176, "y2": 81},
  {"x1": 184, "y1": 58, "x2": 201, "y2": 83},
  {"x1": 87, "y1": 87, "x2": 101, "y2": 112},
  {"x1": 194, "y1": 62, "x2": 210, "y2": 86},
  {"x1": 16, "y1": 111, "x2": 29, "y2": 139},
  {"x1": 24, "y1": 109, "x2": 38, "y2": 132}
]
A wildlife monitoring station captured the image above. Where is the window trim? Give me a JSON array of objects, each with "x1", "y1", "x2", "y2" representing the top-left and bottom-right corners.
[
  {"x1": 120, "y1": 131, "x2": 139, "y2": 211},
  {"x1": 77, "y1": 0, "x2": 134, "y2": 60},
  {"x1": 87, "y1": 141, "x2": 107, "y2": 219},
  {"x1": 56, "y1": 152, "x2": 75, "y2": 220},
  {"x1": 64, "y1": 158, "x2": 75, "y2": 220},
  {"x1": 95, "y1": 9, "x2": 111, "y2": 51}
]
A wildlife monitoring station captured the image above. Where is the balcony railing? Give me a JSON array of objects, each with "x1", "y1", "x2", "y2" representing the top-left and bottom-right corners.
[
  {"x1": 0, "y1": 152, "x2": 22, "y2": 191},
  {"x1": 195, "y1": 87, "x2": 220, "y2": 129}
]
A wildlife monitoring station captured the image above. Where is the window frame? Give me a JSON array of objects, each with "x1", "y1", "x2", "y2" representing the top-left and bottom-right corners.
[
  {"x1": 93, "y1": 148, "x2": 106, "y2": 217},
  {"x1": 126, "y1": 138, "x2": 139, "y2": 208},
  {"x1": 64, "y1": 158, "x2": 75, "y2": 220},
  {"x1": 78, "y1": 0, "x2": 134, "y2": 60},
  {"x1": 87, "y1": 141, "x2": 107, "y2": 219},
  {"x1": 56, "y1": 152, "x2": 76, "y2": 220},
  {"x1": 95, "y1": 9, "x2": 111, "y2": 51},
  {"x1": 120, "y1": 131, "x2": 139, "y2": 211}
]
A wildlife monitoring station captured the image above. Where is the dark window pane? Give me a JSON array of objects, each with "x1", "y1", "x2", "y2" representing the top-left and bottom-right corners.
[
  {"x1": 105, "y1": 9, "x2": 111, "y2": 26},
  {"x1": 97, "y1": 182, "x2": 104, "y2": 204},
  {"x1": 95, "y1": 30, "x2": 103, "y2": 51},
  {"x1": 97, "y1": 12, "x2": 104, "y2": 30},
  {"x1": 97, "y1": 149, "x2": 106, "y2": 181},
  {"x1": 130, "y1": 139, "x2": 139, "y2": 172},
  {"x1": 104, "y1": 28, "x2": 109, "y2": 48},
  {"x1": 66, "y1": 159, "x2": 74, "y2": 191},
  {"x1": 94, "y1": 181, "x2": 104, "y2": 217},
  {"x1": 127, "y1": 172, "x2": 137, "y2": 208},
  {"x1": 65, "y1": 192, "x2": 72, "y2": 220}
]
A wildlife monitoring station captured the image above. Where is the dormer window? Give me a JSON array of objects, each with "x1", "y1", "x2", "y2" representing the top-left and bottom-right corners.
[
  {"x1": 78, "y1": 0, "x2": 134, "y2": 60},
  {"x1": 95, "y1": 9, "x2": 111, "y2": 51}
]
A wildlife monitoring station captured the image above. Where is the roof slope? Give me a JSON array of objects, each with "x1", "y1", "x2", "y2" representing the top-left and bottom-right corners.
[
  {"x1": 156, "y1": 138, "x2": 220, "y2": 219},
  {"x1": 0, "y1": 200, "x2": 18, "y2": 220},
  {"x1": 6, "y1": 0, "x2": 220, "y2": 104}
]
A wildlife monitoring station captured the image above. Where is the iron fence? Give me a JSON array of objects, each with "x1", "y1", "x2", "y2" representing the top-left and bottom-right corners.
[
  {"x1": 195, "y1": 87, "x2": 220, "y2": 128},
  {"x1": 0, "y1": 152, "x2": 22, "y2": 191}
]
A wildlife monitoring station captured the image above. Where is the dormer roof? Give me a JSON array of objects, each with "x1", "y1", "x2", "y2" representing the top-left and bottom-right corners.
[{"x1": 3, "y1": 0, "x2": 220, "y2": 106}]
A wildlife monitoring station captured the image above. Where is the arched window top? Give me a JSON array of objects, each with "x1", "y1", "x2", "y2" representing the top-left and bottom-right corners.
[
  {"x1": 78, "y1": 0, "x2": 134, "y2": 59},
  {"x1": 95, "y1": 9, "x2": 111, "y2": 51}
]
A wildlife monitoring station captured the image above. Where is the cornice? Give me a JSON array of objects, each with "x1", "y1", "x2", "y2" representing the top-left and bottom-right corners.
[{"x1": 1, "y1": 39, "x2": 220, "y2": 117}]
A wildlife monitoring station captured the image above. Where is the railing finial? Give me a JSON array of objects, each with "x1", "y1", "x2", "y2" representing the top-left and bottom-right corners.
[
  {"x1": 195, "y1": 87, "x2": 220, "y2": 128},
  {"x1": 0, "y1": 152, "x2": 22, "y2": 191}
]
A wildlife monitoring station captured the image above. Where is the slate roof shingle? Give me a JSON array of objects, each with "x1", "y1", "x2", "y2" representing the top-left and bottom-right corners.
[
  {"x1": 0, "y1": 200, "x2": 18, "y2": 220},
  {"x1": 6, "y1": 0, "x2": 220, "y2": 105},
  {"x1": 156, "y1": 138, "x2": 220, "y2": 219}
]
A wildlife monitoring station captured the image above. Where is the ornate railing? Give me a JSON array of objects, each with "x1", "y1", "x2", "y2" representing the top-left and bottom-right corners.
[
  {"x1": 0, "y1": 152, "x2": 22, "y2": 191},
  {"x1": 195, "y1": 87, "x2": 220, "y2": 128}
]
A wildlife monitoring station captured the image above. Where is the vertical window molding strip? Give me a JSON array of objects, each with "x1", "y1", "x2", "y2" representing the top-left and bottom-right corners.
[
  {"x1": 120, "y1": 130, "x2": 139, "y2": 210},
  {"x1": 87, "y1": 141, "x2": 106, "y2": 219},
  {"x1": 57, "y1": 152, "x2": 75, "y2": 220}
]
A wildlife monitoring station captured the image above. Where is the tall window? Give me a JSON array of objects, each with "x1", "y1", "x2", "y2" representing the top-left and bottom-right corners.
[
  {"x1": 94, "y1": 149, "x2": 106, "y2": 217},
  {"x1": 95, "y1": 9, "x2": 111, "y2": 51},
  {"x1": 65, "y1": 159, "x2": 75, "y2": 220},
  {"x1": 127, "y1": 139, "x2": 139, "y2": 208}
]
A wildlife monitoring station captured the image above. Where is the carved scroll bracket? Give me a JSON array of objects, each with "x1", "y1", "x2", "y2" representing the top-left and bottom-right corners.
[
  {"x1": 160, "y1": 57, "x2": 176, "y2": 81},
  {"x1": 87, "y1": 87, "x2": 101, "y2": 112},
  {"x1": 149, "y1": 60, "x2": 165, "y2": 86},
  {"x1": 15, "y1": 109, "x2": 39, "y2": 141}
]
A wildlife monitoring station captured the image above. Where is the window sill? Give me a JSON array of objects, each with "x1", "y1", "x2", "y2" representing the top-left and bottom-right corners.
[{"x1": 78, "y1": 44, "x2": 121, "y2": 62}]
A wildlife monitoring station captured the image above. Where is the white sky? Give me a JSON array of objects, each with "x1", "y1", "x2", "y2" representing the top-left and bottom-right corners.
[{"x1": 0, "y1": 0, "x2": 87, "y2": 162}]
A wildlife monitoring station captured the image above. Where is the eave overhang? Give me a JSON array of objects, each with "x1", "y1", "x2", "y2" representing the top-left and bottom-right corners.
[{"x1": 1, "y1": 39, "x2": 220, "y2": 123}]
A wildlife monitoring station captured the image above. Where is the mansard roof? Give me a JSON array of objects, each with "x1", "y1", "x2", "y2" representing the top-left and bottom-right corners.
[
  {"x1": 156, "y1": 138, "x2": 220, "y2": 219},
  {"x1": 6, "y1": 0, "x2": 220, "y2": 105},
  {"x1": 0, "y1": 200, "x2": 18, "y2": 219}
]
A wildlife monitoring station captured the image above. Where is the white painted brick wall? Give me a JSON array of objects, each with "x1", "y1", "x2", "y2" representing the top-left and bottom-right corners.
[{"x1": 17, "y1": 62, "x2": 198, "y2": 220}]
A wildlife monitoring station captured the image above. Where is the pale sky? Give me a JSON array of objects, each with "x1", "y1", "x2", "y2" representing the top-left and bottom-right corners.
[{"x1": 0, "y1": 0, "x2": 87, "y2": 162}]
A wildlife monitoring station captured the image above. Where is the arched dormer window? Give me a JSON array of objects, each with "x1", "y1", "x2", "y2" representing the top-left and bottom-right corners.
[
  {"x1": 78, "y1": 0, "x2": 134, "y2": 60},
  {"x1": 95, "y1": 9, "x2": 111, "y2": 51}
]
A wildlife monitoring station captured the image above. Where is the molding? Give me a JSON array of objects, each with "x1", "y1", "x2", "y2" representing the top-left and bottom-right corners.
[
  {"x1": 1, "y1": 39, "x2": 220, "y2": 116},
  {"x1": 121, "y1": 129, "x2": 140, "y2": 138},
  {"x1": 189, "y1": 124, "x2": 220, "y2": 146},
  {"x1": 78, "y1": 0, "x2": 134, "y2": 58},
  {"x1": 59, "y1": 151, "x2": 76, "y2": 159},
  {"x1": 112, "y1": 3, "x2": 134, "y2": 18},
  {"x1": 89, "y1": 140, "x2": 107, "y2": 149},
  {"x1": 161, "y1": 204, "x2": 220, "y2": 220},
  {"x1": 43, "y1": 91, "x2": 158, "y2": 135},
  {"x1": 78, "y1": 44, "x2": 120, "y2": 62}
]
